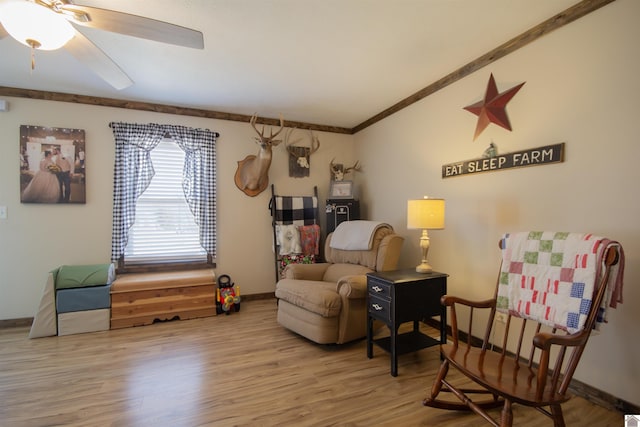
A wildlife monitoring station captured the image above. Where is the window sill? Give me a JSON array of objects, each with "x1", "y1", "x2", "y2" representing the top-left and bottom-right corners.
[{"x1": 116, "y1": 259, "x2": 216, "y2": 275}]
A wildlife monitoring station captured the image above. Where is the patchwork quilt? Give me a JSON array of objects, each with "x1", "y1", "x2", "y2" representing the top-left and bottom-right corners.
[{"x1": 497, "y1": 231, "x2": 622, "y2": 334}]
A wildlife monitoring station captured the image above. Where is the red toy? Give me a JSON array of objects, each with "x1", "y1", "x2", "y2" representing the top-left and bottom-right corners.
[{"x1": 216, "y1": 274, "x2": 240, "y2": 315}]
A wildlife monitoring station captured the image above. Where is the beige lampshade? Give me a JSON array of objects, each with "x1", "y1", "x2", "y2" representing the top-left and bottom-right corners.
[
  {"x1": 407, "y1": 198, "x2": 445, "y2": 230},
  {"x1": 0, "y1": 1, "x2": 75, "y2": 51}
]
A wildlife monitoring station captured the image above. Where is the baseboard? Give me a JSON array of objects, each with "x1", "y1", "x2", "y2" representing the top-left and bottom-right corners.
[
  {"x1": 0, "y1": 317, "x2": 33, "y2": 328},
  {"x1": 422, "y1": 318, "x2": 639, "y2": 414},
  {"x1": 570, "y1": 378, "x2": 640, "y2": 414},
  {"x1": 241, "y1": 292, "x2": 275, "y2": 301}
]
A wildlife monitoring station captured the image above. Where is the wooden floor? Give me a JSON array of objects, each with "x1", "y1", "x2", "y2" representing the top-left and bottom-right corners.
[{"x1": 0, "y1": 299, "x2": 623, "y2": 427}]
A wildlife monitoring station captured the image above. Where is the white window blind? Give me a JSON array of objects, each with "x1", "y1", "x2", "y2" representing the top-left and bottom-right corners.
[{"x1": 124, "y1": 139, "x2": 207, "y2": 263}]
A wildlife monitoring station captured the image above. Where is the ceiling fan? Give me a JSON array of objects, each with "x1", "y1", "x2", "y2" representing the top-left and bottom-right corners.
[{"x1": 0, "y1": 0, "x2": 204, "y2": 89}]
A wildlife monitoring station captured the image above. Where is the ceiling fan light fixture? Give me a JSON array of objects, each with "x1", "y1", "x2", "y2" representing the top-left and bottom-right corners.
[{"x1": 0, "y1": 1, "x2": 75, "y2": 51}]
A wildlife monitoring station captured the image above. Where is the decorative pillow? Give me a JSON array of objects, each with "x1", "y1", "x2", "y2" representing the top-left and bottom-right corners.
[
  {"x1": 298, "y1": 224, "x2": 321, "y2": 255},
  {"x1": 276, "y1": 224, "x2": 302, "y2": 255}
]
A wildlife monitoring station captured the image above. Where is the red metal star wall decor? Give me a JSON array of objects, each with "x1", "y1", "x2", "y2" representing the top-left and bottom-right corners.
[{"x1": 464, "y1": 73, "x2": 525, "y2": 140}]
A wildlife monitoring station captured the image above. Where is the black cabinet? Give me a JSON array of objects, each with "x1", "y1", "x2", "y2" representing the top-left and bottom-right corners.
[
  {"x1": 326, "y1": 199, "x2": 359, "y2": 233},
  {"x1": 366, "y1": 269, "x2": 448, "y2": 376}
]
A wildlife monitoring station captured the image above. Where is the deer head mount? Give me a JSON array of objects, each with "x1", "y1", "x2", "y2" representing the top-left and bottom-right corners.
[
  {"x1": 284, "y1": 128, "x2": 320, "y2": 177},
  {"x1": 330, "y1": 158, "x2": 361, "y2": 181},
  {"x1": 234, "y1": 114, "x2": 284, "y2": 197}
]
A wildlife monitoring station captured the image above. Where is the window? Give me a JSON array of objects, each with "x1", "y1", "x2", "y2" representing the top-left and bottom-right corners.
[
  {"x1": 110, "y1": 123, "x2": 218, "y2": 272},
  {"x1": 124, "y1": 140, "x2": 207, "y2": 264}
]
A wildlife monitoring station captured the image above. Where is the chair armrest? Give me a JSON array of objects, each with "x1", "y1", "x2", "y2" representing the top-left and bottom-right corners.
[
  {"x1": 441, "y1": 295, "x2": 496, "y2": 347},
  {"x1": 337, "y1": 275, "x2": 367, "y2": 299},
  {"x1": 282, "y1": 263, "x2": 330, "y2": 281},
  {"x1": 336, "y1": 275, "x2": 369, "y2": 344},
  {"x1": 533, "y1": 329, "x2": 590, "y2": 350}
]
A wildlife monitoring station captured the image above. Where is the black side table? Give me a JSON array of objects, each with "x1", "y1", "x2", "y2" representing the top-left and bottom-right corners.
[{"x1": 366, "y1": 269, "x2": 448, "y2": 376}]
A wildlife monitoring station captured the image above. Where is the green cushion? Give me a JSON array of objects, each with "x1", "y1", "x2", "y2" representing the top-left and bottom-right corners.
[{"x1": 55, "y1": 264, "x2": 115, "y2": 289}]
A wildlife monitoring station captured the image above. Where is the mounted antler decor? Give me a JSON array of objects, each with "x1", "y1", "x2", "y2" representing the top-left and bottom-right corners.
[
  {"x1": 284, "y1": 128, "x2": 320, "y2": 178},
  {"x1": 234, "y1": 114, "x2": 284, "y2": 197},
  {"x1": 329, "y1": 158, "x2": 361, "y2": 181}
]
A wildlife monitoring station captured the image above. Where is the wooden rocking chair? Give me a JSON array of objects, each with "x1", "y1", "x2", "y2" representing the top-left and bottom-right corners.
[{"x1": 423, "y1": 232, "x2": 623, "y2": 427}]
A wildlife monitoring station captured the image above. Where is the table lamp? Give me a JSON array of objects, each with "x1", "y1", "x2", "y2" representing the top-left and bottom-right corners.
[{"x1": 407, "y1": 197, "x2": 445, "y2": 273}]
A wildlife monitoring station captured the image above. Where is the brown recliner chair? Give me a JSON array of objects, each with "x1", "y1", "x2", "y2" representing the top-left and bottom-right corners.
[{"x1": 275, "y1": 223, "x2": 404, "y2": 344}]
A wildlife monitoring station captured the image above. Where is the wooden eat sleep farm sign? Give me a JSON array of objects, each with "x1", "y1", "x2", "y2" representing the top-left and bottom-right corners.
[{"x1": 442, "y1": 143, "x2": 565, "y2": 178}]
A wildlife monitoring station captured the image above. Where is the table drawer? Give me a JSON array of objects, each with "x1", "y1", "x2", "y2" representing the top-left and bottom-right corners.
[
  {"x1": 368, "y1": 280, "x2": 392, "y2": 300},
  {"x1": 368, "y1": 295, "x2": 391, "y2": 322}
]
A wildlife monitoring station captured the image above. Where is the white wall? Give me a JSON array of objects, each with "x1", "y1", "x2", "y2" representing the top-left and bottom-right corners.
[
  {"x1": 0, "y1": 99, "x2": 355, "y2": 319},
  {"x1": 355, "y1": 0, "x2": 639, "y2": 407}
]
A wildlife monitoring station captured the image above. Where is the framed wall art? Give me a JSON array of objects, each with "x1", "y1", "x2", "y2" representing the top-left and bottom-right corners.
[
  {"x1": 329, "y1": 180, "x2": 354, "y2": 199},
  {"x1": 20, "y1": 125, "x2": 86, "y2": 204}
]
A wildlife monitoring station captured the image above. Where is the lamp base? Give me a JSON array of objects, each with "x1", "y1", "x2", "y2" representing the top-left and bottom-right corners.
[{"x1": 415, "y1": 263, "x2": 433, "y2": 274}]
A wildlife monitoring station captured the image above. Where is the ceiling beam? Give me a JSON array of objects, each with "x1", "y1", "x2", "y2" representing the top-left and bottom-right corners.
[
  {"x1": 0, "y1": 86, "x2": 352, "y2": 135},
  {"x1": 351, "y1": 0, "x2": 617, "y2": 134}
]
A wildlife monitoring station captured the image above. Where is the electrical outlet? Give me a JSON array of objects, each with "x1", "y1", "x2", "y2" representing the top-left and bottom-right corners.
[
  {"x1": 0, "y1": 206, "x2": 7, "y2": 220},
  {"x1": 495, "y1": 312, "x2": 508, "y2": 323}
]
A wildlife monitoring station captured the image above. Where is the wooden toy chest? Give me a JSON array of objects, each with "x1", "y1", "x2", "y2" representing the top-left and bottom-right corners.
[{"x1": 110, "y1": 269, "x2": 216, "y2": 329}]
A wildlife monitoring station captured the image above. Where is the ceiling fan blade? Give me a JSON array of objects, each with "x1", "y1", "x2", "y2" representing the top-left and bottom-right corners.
[
  {"x1": 61, "y1": 4, "x2": 204, "y2": 49},
  {"x1": 64, "y1": 29, "x2": 133, "y2": 90}
]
